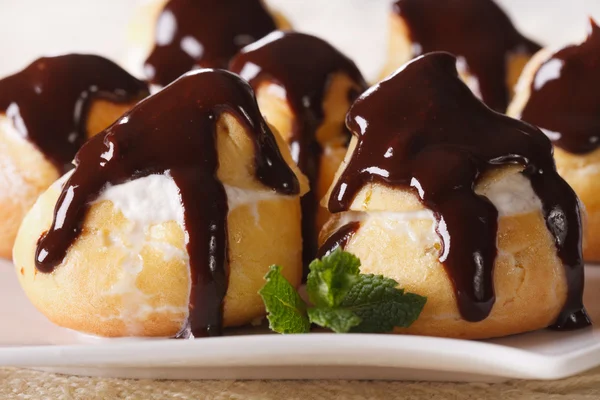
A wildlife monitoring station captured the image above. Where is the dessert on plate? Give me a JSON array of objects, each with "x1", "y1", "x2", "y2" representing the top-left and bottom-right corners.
[
  {"x1": 13, "y1": 69, "x2": 308, "y2": 338},
  {"x1": 508, "y1": 19, "x2": 600, "y2": 261},
  {"x1": 320, "y1": 52, "x2": 589, "y2": 339},
  {"x1": 136, "y1": 0, "x2": 289, "y2": 87},
  {"x1": 0, "y1": 54, "x2": 148, "y2": 259},
  {"x1": 381, "y1": 0, "x2": 541, "y2": 111},
  {"x1": 230, "y1": 31, "x2": 368, "y2": 266}
]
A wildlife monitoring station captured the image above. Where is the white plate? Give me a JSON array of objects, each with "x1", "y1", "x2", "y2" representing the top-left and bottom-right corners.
[{"x1": 2, "y1": 258, "x2": 600, "y2": 382}]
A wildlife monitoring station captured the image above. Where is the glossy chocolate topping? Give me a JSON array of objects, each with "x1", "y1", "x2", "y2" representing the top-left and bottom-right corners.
[
  {"x1": 393, "y1": 0, "x2": 540, "y2": 112},
  {"x1": 326, "y1": 52, "x2": 588, "y2": 329},
  {"x1": 0, "y1": 54, "x2": 148, "y2": 171},
  {"x1": 230, "y1": 31, "x2": 367, "y2": 266},
  {"x1": 35, "y1": 69, "x2": 300, "y2": 337},
  {"x1": 520, "y1": 19, "x2": 600, "y2": 154},
  {"x1": 317, "y1": 221, "x2": 360, "y2": 259},
  {"x1": 144, "y1": 0, "x2": 277, "y2": 86}
]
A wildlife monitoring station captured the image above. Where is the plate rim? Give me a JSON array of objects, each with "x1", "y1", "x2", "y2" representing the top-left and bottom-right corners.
[{"x1": 2, "y1": 332, "x2": 600, "y2": 380}]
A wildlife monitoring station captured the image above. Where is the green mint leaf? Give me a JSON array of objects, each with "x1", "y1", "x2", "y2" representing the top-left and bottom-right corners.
[
  {"x1": 258, "y1": 265, "x2": 310, "y2": 334},
  {"x1": 340, "y1": 274, "x2": 427, "y2": 333},
  {"x1": 260, "y1": 250, "x2": 427, "y2": 335},
  {"x1": 306, "y1": 248, "x2": 361, "y2": 308},
  {"x1": 307, "y1": 307, "x2": 362, "y2": 333}
]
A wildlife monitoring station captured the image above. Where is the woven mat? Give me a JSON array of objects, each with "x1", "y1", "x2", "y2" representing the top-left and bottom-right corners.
[{"x1": 2, "y1": 368, "x2": 600, "y2": 399}]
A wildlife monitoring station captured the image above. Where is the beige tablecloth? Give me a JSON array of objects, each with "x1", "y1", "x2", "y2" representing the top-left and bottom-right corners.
[{"x1": 2, "y1": 367, "x2": 600, "y2": 399}]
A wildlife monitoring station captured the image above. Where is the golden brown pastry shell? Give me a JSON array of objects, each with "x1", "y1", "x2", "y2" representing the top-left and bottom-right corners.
[
  {"x1": 320, "y1": 163, "x2": 569, "y2": 339},
  {"x1": 13, "y1": 113, "x2": 308, "y2": 337},
  {"x1": 508, "y1": 48, "x2": 600, "y2": 261}
]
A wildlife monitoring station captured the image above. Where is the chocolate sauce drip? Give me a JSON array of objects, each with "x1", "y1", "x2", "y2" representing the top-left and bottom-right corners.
[
  {"x1": 144, "y1": 0, "x2": 277, "y2": 86},
  {"x1": 328, "y1": 52, "x2": 588, "y2": 327},
  {"x1": 393, "y1": 0, "x2": 540, "y2": 112},
  {"x1": 520, "y1": 20, "x2": 600, "y2": 154},
  {"x1": 230, "y1": 31, "x2": 367, "y2": 267},
  {"x1": 0, "y1": 54, "x2": 148, "y2": 172},
  {"x1": 317, "y1": 221, "x2": 360, "y2": 259},
  {"x1": 35, "y1": 69, "x2": 300, "y2": 337}
]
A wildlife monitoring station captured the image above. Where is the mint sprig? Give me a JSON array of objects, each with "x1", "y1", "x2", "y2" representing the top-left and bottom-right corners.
[
  {"x1": 307, "y1": 307, "x2": 361, "y2": 333},
  {"x1": 258, "y1": 265, "x2": 310, "y2": 334},
  {"x1": 258, "y1": 249, "x2": 427, "y2": 334},
  {"x1": 340, "y1": 274, "x2": 427, "y2": 333},
  {"x1": 306, "y1": 250, "x2": 360, "y2": 308}
]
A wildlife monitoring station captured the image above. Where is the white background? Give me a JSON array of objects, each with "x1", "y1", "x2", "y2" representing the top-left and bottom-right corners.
[{"x1": 0, "y1": 0, "x2": 599, "y2": 81}]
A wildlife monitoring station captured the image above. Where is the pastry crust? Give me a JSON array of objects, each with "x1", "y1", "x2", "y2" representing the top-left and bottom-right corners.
[
  {"x1": 381, "y1": 13, "x2": 533, "y2": 101},
  {"x1": 321, "y1": 157, "x2": 569, "y2": 339},
  {"x1": 507, "y1": 48, "x2": 600, "y2": 261},
  {"x1": 13, "y1": 113, "x2": 308, "y2": 337},
  {"x1": 0, "y1": 99, "x2": 139, "y2": 259},
  {"x1": 254, "y1": 73, "x2": 359, "y2": 234}
]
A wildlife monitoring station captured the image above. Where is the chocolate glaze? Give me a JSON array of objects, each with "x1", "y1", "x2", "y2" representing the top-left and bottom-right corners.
[
  {"x1": 326, "y1": 52, "x2": 588, "y2": 328},
  {"x1": 393, "y1": 0, "x2": 541, "y2": 112},
  {"x1": 0, "y1": 54, "x2": 148, "y2": 172},
  {"x1": 230, "y1": 31, "x2": 367, "y2": 268},
  {"x1": 520, "y1": 19, "x2": 600, "y2": 154},
  {"x1": 35, "y1": 69, "x2": 300, "y2": 337},
  {"x1": 317, "y1": 221, "x2": 360, "y2": 259},
  {"x1": 145, "y1": 0, "x2": 277, "y2": 86}
]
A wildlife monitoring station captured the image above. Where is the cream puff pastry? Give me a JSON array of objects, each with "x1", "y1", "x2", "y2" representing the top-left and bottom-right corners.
[
  {"x1": 382, "y1": 0, "x2": 540, "y2": 112},
  {"x1": 13, "y1": 69, "x2": 308, "y2": 338},
  {"x1": 0, "y1": 54, "x2": 148, "y2": 259},
  {"x1": 139, "y1": 0, "x2": 288, "y2": 86},
  {"x1": 508, "y1": 19, "x2": 600, "y2": 262},
  {"x1": 230, "y1": 31, "x2": 367, "y2": 267},
  {"x1": 320, "y1": 52, "x2": 589, "y2": 339}
]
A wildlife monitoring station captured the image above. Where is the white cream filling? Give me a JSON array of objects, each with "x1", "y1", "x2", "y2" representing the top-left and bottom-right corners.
[
  {"x1": 79, "y1": 172, "x2": 288, "y2": 336},
  {"x1": 224, "y1": 184, "x2": 283, "y2": 223},
  {"x1": 337, "y1": 209, "x2": 440, "y2": 248},
  {"x1": 95, "y1": 172, "x2": 185, "y2": 228},
  {"x1": 332, "y1": 172, "x2": 544, "y2": 249},
  {"x1": 0, "y1": 115, "x2": 41, "y2": 202},
  {"x1": 478, "y1": 172, "x2": 543, "y2": 217},
  {"x1": 94, "y1": 173, "x2": 285, "y2": 227}
]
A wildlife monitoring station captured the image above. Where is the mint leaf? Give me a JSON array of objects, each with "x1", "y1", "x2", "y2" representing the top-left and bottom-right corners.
[
  {"x1": 259, "y1": 251, "x2": 427, "y2": 335},
  {"x1": 258, "y1": 265, "x2": 310, "y2": 334},
  {"x1": 307, "y1": 307, "x2": 361, "y2": 333},
  {"x1": 341, "y1": 274, "x2": 427, "y2": 333},
  {"x1": 306, "y1": 248, "x2": 360, "y2": 307}
]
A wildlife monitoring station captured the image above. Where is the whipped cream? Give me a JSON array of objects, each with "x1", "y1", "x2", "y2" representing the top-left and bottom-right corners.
[
  {"x1": 95, "y1": 173, "x2": 287, "y2": 227},
  {"x1": 0, "y1": 115, "x2": 43, "y2": 202},
  {"x1": 81, "y1": 172, "x2": 289, "y2": 335},
  {"x1": 478, "y1": 172, "x2": 543, "y2": 217},
  {"x1": 338, "y1": 209, "x2": 439, "y2": 247},
  {"x1": 332, "y1": 171, "x2": 544, "y2": 248},
  {"x1": 224, "y1": 184, "x2": 285, "y2": 223},
  {"x1": 95, "y1": 172, "x2": 185, "y2": 228}
]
